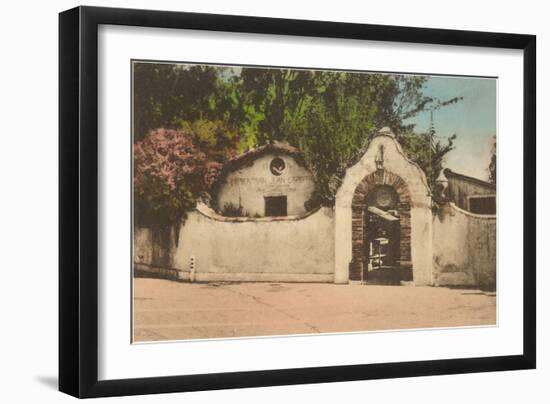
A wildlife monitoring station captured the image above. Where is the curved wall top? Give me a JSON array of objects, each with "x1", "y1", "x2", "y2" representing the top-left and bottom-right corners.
[
  {"x1": 336, "y1": 127, "x2": 431, "y2": 210},
  {"x1": 334, "y1": 127, "x2": 433, "y2": 284}
]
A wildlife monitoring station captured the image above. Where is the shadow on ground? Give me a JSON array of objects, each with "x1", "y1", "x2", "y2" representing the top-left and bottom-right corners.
[{"x1": 35, "y1": 375, "x2": 58, "y2": 390}]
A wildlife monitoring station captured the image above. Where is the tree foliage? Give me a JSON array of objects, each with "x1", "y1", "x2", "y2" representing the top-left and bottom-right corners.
[
  {"x1": 134, "y1": 64, "x2": 223, "y2": 140},
  {"x1": 133, "y1": 128, "x2": 222, "y2": 225},
  {"x1": 398, "y1": 127, "x2": 456, "y2": 190},
  {"x1": 133, "y1": 63, "x2": 462, "y2": 222},
  {"x1": 236, "y1": 69, "x2": 460, "y2": 204}
]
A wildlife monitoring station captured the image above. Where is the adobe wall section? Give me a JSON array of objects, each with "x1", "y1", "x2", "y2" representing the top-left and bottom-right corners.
[
  {"x1": 334, "y1": 128, "x2": 433, "y2": 285},
  {"x1": 433, "y1": 203, "x2": 496, "y2": 290},
  {"x1": 171, "y1": 203, "x2": 335, "y2": 282},
  {"x1": 133, "y1": 225, "x2": 180, "y2": 279}
]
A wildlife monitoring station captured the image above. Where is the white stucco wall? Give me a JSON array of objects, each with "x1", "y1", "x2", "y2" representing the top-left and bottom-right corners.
[
  {"x1": 133, "y1": 227, "x2": 152, "y2": 265},
  {"x1": 172, "y1": 203, "x2": 335, "y2": 282},
  {"x1": 334, "y1": 128, "x2": 433, "y2": 285},
  {"x1": 134, "y1": 128, "x2": 494, "y2": 288},
  {"x1": 432, "y1": 203, "x2": 496, "y2": 289},
  {"x1": 216, "y1": 153, "x2": 315, "y2": 217}
]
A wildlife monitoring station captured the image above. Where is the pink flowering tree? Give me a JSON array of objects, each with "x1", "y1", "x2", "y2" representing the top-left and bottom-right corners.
[{"x1": 134, "y1": 128, "x2": 222, "y2": 225}]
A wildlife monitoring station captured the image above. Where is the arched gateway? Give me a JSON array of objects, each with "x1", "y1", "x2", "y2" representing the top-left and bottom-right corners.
[
  {"x1": 334, "y1": 128, "x2": 433, "y2": 285},
  {"x1": 350, "y1": 170, "x2": 412, "y2": 282}
]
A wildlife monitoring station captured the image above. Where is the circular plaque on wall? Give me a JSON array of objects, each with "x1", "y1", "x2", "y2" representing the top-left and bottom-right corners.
[
  {"x1": 269, "y1": 157, "x2": 286, "y2": 176},
  {"x1": 368, "y1": 185, "x2": 399, "y2": 209}
]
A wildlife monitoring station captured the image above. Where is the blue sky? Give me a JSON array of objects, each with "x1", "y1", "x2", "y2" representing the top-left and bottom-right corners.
[{"x1": 406, "y1": 76, "x2": 497, "y2": 181}]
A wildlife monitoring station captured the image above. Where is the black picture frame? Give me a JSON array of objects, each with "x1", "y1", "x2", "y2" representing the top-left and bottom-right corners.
[{"x1": 59, "y1": 5, "x2": 536, "y2": 398}]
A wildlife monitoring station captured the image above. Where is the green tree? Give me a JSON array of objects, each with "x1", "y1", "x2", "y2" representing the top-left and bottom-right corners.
[
  {"x1": 133, "y1": 63, "x2": 224, "y2": 140},
  {"x1": 399, "y1": 128, "x2": 456, "y2": 189},
  {"x1": 237, "y1": 69, "x2": 461, "y2": 203},
  {"x1": 179, "y1": 118, "x2": 241, "y2": 162}
]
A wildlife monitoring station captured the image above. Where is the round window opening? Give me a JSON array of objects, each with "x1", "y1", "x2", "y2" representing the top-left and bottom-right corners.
[
  {"x1": 269, "y1": 157, "x2": 286, "y2": 176},
  {"x1": 367, "y1": 185, "x2": 399, "y2": 210}
]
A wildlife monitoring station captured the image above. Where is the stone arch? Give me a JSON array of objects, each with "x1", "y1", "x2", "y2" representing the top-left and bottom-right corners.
[{"x1": 349, "y1": 170, "x2": 412, "y2": 281}]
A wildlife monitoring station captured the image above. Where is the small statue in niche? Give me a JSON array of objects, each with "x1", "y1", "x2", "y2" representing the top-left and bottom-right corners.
[{"x1": 375, "y1": 145, "x2": 385, "y2": 171}]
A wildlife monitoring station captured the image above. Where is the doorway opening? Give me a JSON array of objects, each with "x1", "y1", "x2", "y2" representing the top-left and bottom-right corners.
[
  {"x1": 363, "y1": 185, "x2": 412, "y2": 284},
  {"x1": 265, "y1": 195, "x2": 287, "y2": 217}
]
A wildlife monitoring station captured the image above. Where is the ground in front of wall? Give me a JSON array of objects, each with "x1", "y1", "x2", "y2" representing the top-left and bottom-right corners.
[{"x1": 133, "y1": 278, "x2": 496, "y2": 342}]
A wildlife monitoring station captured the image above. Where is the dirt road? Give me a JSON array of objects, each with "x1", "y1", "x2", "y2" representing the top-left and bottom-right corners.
[{"x1": 133, "y1": 278, "x2": 496, "y2": 342}]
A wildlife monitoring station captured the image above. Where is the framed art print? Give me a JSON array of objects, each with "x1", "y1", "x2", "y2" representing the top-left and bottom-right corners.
[{"x1": 59, "y1": 6, "x2": 536, "y2": 398}]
